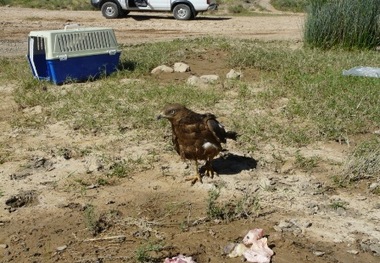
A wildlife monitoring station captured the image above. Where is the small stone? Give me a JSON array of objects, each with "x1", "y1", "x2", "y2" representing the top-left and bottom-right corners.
[
  {"x1": 173, "y1": 62, "x2": 190, "y2": 72},
  {"x1": 56, "y1": 245, "x2": 67, "y2": 252},
  {"x1": 303, "y1": 221, "x2": 312, "y2": 228},
  {"x1": 313, "y1": 251, "x2": 325, "y2": 257},
  {"x1": 226, "y1": 69, "x2": 243, "y2": 79},
  {"x1": 369, "y1": 183, "x2": 379, "y2": 191},
  {"x1": 0, "y1": 244, "x2": 8, "y2": 249},
  {"x1": 200, "y1": 74, "x2": 219, "y2": 83},
  {"x1": 187, "y1": 75, "x2": 202, "y2": 86},
  {"x1": 347, "y1": 250, "x2": 359, "y2": 255},
  {"x1": 369, "y1": 244, "x2": 380, "y2": 255},
  {"x1": 151, "y1": 65, "x2": 174, "y2": 74}
]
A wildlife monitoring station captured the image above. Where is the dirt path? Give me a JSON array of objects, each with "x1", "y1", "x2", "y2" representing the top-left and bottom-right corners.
[{"x1": 0, "y1": 6, "x2": 304, "y2": 57}]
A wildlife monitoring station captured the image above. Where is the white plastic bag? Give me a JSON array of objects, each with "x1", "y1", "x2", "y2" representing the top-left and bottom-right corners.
[{"x1": 343, "y1": 66, "x2": 380, "y2": 78}]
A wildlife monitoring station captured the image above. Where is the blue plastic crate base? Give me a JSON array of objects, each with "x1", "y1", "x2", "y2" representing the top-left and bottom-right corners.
[
  {"x1": 46, "y1": 53, "x2": 120, "y2": 84},
  {"x1": 27, "y1": 26, "x2": 121, "y2": 85}
]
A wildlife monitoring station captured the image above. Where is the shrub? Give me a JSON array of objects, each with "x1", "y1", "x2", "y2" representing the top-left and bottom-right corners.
[
  {"x1": 304, "y1": 0, "x2": 380, "y2": 49},
  {"x1": 271, "y1": 0, "x2": 308, "y2": 12}
]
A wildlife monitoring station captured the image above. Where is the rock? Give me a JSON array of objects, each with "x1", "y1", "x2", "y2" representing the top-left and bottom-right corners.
[
  {"x1": 200, "y1": 74, "x2": 219, "y2": 83},
  {"x1": 9, "y1": 171, "x2": 32, "y2": 180},
  {"x1": 347, "y1": 250, "x2": 359, "y2": 255},
  {"x1": 5, "y1": 190, "x2": 38, "y2": 208},
  {"x1": 56, "y1": 245, "x2": 67, "y2": 252},
  {"x1": 369, "y1": 183, "x2": 379, "y2": 191},
  {"x1": 187, "y1": 75, "x2": 203, "y2": 86},
  {"x1": 273, "y1": 220, "x2": 293, "y2": 232},
  {"x1": 32, "y1": 157, "x2": 54, "y2": 171},
  {"x1": 151, "y1": 65, "x2": 174, "y2": 74},
  {"x1": 274, "y1": 219, "x2": 306, "y2": 234},
  {"x1": 360, "y1": 240, "x2": 371, "y2": 252},
  {"x1": 369, "y1": 243, "x2": 380, "y2": 255},
  {"x1": 226, "y1": 69, "x2": 243, "y2": 79},
  {"x1": 86, "y1": 157, "x2": 104, "y2": 173},
  {"x1": 0, "y1": 244, "x2": 8, "y2": 249},
  {"x1": 223, "y1": 242, "x2": 237, "y2": 255},
  {"x1": 359, "y1": 238, "x2": 380, "y2": 255},
  {"x1": 173, "y1": 62, "x2": 190, "y2": 72},
  {"x1": 313, "y1": 251, "x2": 325, "y2": 257}
]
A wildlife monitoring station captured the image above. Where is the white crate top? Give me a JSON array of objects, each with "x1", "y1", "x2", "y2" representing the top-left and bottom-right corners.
[{"x1": 28, "y1": 26, "x2": 120, "y2": 60}]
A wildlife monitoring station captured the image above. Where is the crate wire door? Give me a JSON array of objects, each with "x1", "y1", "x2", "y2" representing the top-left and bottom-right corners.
[{"x1": 27, "y1": 36, "x2": 48, "y2": 80}]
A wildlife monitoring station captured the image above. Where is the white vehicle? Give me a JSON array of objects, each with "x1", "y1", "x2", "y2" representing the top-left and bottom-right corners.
[{"x1": 90, "y1": 0, "x2": 218, "y2": 20}]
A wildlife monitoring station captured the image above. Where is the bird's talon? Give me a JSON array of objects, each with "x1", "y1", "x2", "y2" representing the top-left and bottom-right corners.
[{"x1": 185, "y1": 175, "x2": 203, "y2": 185}]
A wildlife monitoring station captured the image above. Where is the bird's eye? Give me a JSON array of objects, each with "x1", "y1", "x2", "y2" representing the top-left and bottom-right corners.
[{"x1": 170, "y1": 110, "x2": 176, "y2": 115}]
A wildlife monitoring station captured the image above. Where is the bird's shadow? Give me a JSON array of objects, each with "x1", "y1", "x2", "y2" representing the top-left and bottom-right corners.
[{"x1": 202, "y1": 153, "x2": 257, "y2": 175}]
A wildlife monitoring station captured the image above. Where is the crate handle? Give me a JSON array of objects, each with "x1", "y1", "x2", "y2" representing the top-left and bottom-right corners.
[
  {"x1": 64, "y1": 24, "x2": 81, "y2": 30},
  {"x1": 59, "y1": 55, "x2": 68, "y2": 61},
  {"x1": 108, "y1": 50, "x2": 117, "y2": 55}
]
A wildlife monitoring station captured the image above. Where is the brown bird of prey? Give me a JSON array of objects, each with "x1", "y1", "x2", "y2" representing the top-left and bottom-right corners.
[{"x1": 157, "y1": 103, "x2": 238, "y2": 184}]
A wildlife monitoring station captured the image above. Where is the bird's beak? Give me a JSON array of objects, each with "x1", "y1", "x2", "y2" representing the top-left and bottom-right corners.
[{"x1": 156, "y1": 114, "x2": 162, "y2": 120}]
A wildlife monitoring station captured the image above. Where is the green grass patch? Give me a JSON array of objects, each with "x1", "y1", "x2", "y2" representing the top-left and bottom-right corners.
[
  {"x1": 5, "y1": 37, "x2": 380, "y2": 151},
  {"x1": 0, "y1": 0, "x2": 92, "y2": 10}
]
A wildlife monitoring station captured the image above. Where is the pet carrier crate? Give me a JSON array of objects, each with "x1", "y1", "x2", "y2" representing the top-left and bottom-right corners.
[{"x1": 27, "y1": 25, "x2": 121, "y2": 85}]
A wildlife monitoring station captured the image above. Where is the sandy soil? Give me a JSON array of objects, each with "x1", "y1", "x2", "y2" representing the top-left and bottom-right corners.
[
  {"x1": 0, "y1": 5, "x2": 304, "y2": 57},
  {"x1": 0, "y1": 4, "x2": 380, "y2": 263}
]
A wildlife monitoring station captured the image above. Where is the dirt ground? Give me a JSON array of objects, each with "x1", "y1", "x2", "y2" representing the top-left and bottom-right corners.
[{"x1": 1, "y1": 4, "x2": 380, "y2": 263}]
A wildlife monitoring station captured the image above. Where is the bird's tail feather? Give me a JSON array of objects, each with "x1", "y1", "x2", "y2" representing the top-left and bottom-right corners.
[{"x1": 226, "y1": 131, "x2": 238, "y2": 141}]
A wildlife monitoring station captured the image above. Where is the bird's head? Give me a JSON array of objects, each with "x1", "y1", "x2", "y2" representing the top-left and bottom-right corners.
[{"x1": 157, "y1": 103, "x2": 187, "y2": 121}]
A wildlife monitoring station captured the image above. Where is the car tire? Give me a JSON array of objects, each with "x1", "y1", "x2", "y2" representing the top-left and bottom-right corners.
[
  {"x1": 101, "y1": 2, "x2": 121, "y2": 19},
  {"x1": 173, "y1": 4, "x2": 193, "y2": 20}
]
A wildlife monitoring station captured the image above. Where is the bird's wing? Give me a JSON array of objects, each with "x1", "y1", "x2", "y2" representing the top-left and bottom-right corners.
[{"x1": 205, "y1": 115, "x2": 227, "y2": 143}]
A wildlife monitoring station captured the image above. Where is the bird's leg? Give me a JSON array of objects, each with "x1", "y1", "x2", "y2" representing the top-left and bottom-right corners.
[
  {"x1": 185, "y1": 160, "x2": 203, "y2": 185},
  {"x1": 204, "y1": 159, "x2": 217, "y2": 179}
]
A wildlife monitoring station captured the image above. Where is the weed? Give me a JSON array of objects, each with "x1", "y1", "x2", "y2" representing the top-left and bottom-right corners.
[
  {"x1": 107, "y1": 160, "x2": 130, "y2": 178},
  {"x1": 97, "y1": 178, "x2": 110, "y2": 186},
  {"x1": 228, "y1": 4, "x2": 248, "y2": 14},
  {"x1": 135, "y1": 242, "x2": 164, "y2": 263},
  {"x1": 294, "y1": 151, "x2": 319, "y2": 171},
  {"x1": 206, "y1": 187, "x2": 260, "y2": 222},
  {"x1": 83, "y1": 204, "x2": 98, "y2": 235},
  {"x1": 331, "y1": 174, "x2": 348, "y2": 188},
  {"x1": 341, "y1": 137, "x2": 380, "y2": 183},
  {"x1": 206, "y1": 188, "x2": 225, "y2": 220},
  {"x1": 329, "y1": 200, "x2": 348, "y2": 210}
]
